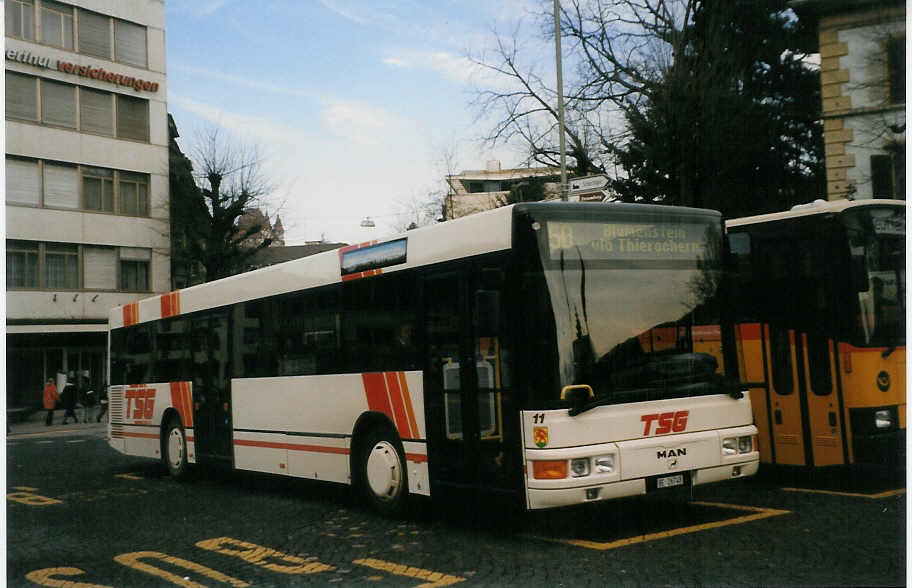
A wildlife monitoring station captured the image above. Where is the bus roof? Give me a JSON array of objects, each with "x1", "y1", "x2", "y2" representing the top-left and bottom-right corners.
[
  {"x1": 110, "y1": 201, "x2": 722, "y2": 329},
  {"x1": 726, "y1": 198, "x2": 906, "y2": 228}
]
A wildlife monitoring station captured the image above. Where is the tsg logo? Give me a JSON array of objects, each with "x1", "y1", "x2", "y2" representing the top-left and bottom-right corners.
[{"x1": 641, "y1": 410, "x2": 689, "y2": 436}]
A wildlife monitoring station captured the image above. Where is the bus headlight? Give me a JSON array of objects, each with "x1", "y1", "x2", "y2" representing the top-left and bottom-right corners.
[
  {"x1": 738, "y1": 436, "x2": 753, "y2": 453},
  {"x1": 875, "y1": 410, "x2": 893, "y2": 429},
  {"x1": 722, "y1": 437, "x2": 737, "y2": 455},
  {"x1": 570, "y1": 458, "x2": 590, "y2": 477},
  {"x1": 594, "y1": 455, "x2": 615, "y2": 473}
]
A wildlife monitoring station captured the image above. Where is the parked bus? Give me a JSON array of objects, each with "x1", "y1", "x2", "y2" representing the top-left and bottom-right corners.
[
  {"x1": 727, "y1": 199, "x2": 905, "y2": 468},
  {"x1": 107, "y1": 202, "x2": 758, "y2": 514}
]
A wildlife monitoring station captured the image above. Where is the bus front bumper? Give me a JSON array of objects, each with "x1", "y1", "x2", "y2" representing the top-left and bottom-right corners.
[{"x1": 526, "y1": 460, "x2": 759, "y2": 510}]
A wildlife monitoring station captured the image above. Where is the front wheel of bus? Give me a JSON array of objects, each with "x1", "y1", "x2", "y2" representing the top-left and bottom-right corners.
[
  {"x1": 163, "y1": 417, "x2": 188, "y2": 480},
  {"x1": 360, "y1": 429, "x2": 407, "y2": 516}
]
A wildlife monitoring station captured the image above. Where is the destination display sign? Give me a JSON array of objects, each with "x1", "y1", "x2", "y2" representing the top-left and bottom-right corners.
[{"x1": 547, "y1": 220, "x2": 713, "y2": 261}]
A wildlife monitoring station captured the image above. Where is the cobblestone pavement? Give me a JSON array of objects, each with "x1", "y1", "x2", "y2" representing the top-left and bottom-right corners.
[{"x1": 6, "y1": 425, "x2": 906, "y2": 587}]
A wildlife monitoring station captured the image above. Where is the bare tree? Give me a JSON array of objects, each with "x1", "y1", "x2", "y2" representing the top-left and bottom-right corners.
[
  {"x1": 467, "y1": 1, "x2": 712, "y2": 178},
  {"x1": 185, "y1": 126, "x2": 276, "y2": 281}
]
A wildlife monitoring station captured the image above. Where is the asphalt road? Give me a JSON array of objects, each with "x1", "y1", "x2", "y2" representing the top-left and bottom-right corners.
[{"x1": 6, "y1": 424, "x2": 907, "y2": 587}]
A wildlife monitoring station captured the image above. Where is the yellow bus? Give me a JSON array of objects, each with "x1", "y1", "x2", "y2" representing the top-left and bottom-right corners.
[{"x1": 727, "y1": 199, "x2": 905, "y2": 468}]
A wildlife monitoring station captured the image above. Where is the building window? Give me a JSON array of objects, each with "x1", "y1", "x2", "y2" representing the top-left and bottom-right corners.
[
  {"x1": 80, "y1": 87, "x2": 114, "y2": 136},
  {"x1": 77, "y1": 8, "x2": 112, "y2": 59},
  {"x1": 120, "y1": 251, "x2": 150, "y2": 291},
  {"x1": 887, "y1": 35, "x2": 905, "y2": 104},
  {"x1": 5, "y1": 157, "x2": 40, "y2": 206},
  {"x1": 45, "y1": 243, "x2": 79, "y2": 289},
  {"x1": 116, "y1": 94, "x2": 150, "y2": 141},
  {"x1": 40, "y1": 0, "x2": 73, "y2": 50},
  {"x1": 83, "y1": 246, "x2": 117, "y2": 290},
  {"x1": 43, "y1": 162, "x2": 79, "y2": 209},
  {"x1": 6, "y1": 241, "x2": 39, "y2": 288},
  {"x1": 5, "y1": 72, "x2": 38, "y2": 121},
  {"x1": 5, "y1": 0, "x2": 35, "y2": 41},
  {"x1": 82, "y1": 167, "x2": 115, "y2": 212},
  {"x1": 40, "y1": 79, "x2": 77, "y2": 129},
  {"x1": 118, "y1": 171, "x2": 150, "y2": 216},
  {"x1": 871, "y1": 152, "x2": 905, "y2": 200},
  {"x1": 115, "y1": 19, "x2": 148, "y2": 68}
]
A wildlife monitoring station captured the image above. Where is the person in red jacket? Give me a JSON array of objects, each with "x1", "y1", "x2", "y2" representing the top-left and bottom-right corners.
[{"x1": 43, "y1": 378, "x2": 60, "y2": 426}]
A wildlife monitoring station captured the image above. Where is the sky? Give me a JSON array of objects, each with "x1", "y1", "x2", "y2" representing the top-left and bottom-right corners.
[{"x1": 165, "y1": 0, "x2": 552, "y2": 245}]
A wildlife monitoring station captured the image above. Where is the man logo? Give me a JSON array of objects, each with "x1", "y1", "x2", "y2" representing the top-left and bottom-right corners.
[{"x1": 656, "y1": 448, "x2": 686, "y2": 459}]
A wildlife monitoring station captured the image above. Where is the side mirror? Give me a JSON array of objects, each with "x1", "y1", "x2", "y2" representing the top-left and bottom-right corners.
[{"x1": 561, "y1": 384, "x2": 594, "y2": 416}]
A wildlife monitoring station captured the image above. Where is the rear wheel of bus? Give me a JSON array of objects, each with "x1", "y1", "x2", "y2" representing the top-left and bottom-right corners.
[
  {"x1": 359, "y1": 427, "x2": 407, "y2": 516},
  {"x1": 162, "y1": 415, "x2": 189, "y2": 480}
]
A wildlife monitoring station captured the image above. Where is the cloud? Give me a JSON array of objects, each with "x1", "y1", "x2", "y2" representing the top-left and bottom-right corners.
[
  {"x1": 383, "y1": 57, "x2": 410, "y2": 68},
  {"x1": 170, "y1": 63, "x2": 318, "y2": 100},
  {"x1": 320, "y1": 100, "x2": 404, "y2": 146}
]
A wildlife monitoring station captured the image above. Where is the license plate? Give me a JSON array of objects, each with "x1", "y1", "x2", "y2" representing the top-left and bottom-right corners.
[{"x1": 656, "y1": 474, "x2": 684, "y2": 489}]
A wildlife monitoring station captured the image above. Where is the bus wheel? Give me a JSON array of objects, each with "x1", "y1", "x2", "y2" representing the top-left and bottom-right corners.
[
  {"x1": 163, "y1": 416, "x2": 188, "y2": 480},
  {"x1": 360, "y1": 429, "x2": 407, "y2": 516}
]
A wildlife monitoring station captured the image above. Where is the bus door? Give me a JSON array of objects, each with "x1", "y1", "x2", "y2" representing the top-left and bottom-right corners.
[
  {"x1": 189, "y1": 311, "x2": 234, "y2": 465},
  {"x1": 760, "y1": 229, "x2": 845, "y2": 467},
  {"x1": 422, "y1": 266, "x2": 511, "y2": 493}
]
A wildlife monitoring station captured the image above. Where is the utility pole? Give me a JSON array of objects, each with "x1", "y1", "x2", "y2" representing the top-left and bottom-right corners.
[{"x1": 554, "y1": 0, "x2": 568, "y2": 201}]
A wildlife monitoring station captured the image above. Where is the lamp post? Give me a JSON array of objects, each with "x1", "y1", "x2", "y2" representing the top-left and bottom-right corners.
[{"x1": 554, "y1": 0, "x2": 568, "y2": 201}]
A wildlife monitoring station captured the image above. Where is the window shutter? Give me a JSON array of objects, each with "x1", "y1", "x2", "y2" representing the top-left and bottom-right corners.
[
  {"x1": 5, "y1": 72, "x2": 38, "y2": 120},
  {"x1": 79, "y1": 88, "x2": 113, "y2": 136},
  {"x1": 6, "y1": 159, "x2": 40, "y2": 206},
  {"x1": 41, "y1": 79, "x2": 77, "y2": 128},
  {"x1": 78, "y1": 9, "x2": 110, "y2": 59},
  {"x1": 116, "y1": 95, "x2": 149, "y2": 141},
  {"x1": 114, "y1": 19, "x2": 147, "y2": 68},
  {"x1": 44, "y1": 164, "x2": 79, "y2": 209},
  {"x1": 84, "y1": 246, "x2": 117, "y2": 290}
]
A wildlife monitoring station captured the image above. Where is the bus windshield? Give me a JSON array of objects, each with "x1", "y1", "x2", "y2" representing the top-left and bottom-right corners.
[
  {"x1": 518, "y1": 210, "x2": 731, "y2": 409},
  {"x1": 844, "y1": 206, "x2": 905, "y2": 347}
]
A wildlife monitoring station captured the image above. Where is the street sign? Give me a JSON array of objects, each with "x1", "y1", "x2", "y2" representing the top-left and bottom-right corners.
[{"x1": 569, "y1": 175, "x2": 609, "y2": 194}]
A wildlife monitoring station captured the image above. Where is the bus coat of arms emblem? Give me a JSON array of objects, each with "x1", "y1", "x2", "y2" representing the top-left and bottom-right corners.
[{"x1": 533, "y1": 426, "x2": 549, "y2": 448}]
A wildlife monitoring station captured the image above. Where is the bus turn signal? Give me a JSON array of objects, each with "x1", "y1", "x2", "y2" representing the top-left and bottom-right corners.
[{"x1": 532, "y1": 460, "x2": 568, "y2": 479}]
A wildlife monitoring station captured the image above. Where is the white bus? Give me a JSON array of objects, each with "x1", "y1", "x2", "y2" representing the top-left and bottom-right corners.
[{"x1": 107, "y1": 202, "x2": 759, "y2": 515}]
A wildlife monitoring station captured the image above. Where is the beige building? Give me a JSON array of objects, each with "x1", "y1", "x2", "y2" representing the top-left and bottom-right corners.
[
  {"x1": 793, "y1": 0, "x2": 905, "y2": 200},
  {"x1": 5, "y1": 0, "x2": 169, "y2": 406},
  {"x1": 444, "y1": 160, "x2": 560, "y2": 220}
]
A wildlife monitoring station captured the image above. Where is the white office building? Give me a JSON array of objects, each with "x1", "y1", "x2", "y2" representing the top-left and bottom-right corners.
[{"x1": 5, "y1": 0, "x2": 169, "y2": 407}]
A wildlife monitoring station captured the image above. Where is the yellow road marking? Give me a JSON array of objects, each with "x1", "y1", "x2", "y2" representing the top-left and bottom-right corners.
[
  {"x1": 196, "y1": 537, "x2": 334, "y2": 575},
  {"x1": 8, "y1": 490, "x2": 62, "y2": 506},
  {"x1": 782, "y1": 487, "x2": 906, "y2": 499},
  {"x1": 353, "y1": 558, "x2": 465, "y2": 588},
  {"x1": 14, "y1": 486, "x2": 38, "y2": 491},
  {"x1": 115, "y1": 473, "x2": 143, "y2": 480},
  {"x1": 25, "y1": 567, "x2": 113, "y2": 587},
  {"x1": 115, "y1": 551, "x2": 249, "y2": 587},
  {"x1": 533, "y1": 501, "x2": 789, "y2": 551},
  {"x1": 10, "y1": 429, "x2": 82, "y2": 438}
]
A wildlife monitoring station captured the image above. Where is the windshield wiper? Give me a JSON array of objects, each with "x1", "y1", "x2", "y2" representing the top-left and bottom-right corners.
[{"x1": 882, "y1": 345, "x2": 897, "y2": 359}]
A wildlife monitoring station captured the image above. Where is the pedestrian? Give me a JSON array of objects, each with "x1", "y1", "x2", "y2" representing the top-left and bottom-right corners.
[
  {"x1": 60, "y1": 373, "x2": 78, "y2": 425},
  {"x1": 81, "y1": 376, "x2": 96, "y2": 423},
  {"x1": 43, "y1": 378, "x2": 60, "y2": 426},
  {"x1": 96, "y1": 384, "x2": 109, "y2": 423}
]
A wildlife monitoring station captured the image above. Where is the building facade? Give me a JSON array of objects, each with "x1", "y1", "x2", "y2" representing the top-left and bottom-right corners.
[
  {"x1": 793, "y1": 0, "x2": 906, "y2": 201},
  {"x1": 5, "y1": 0, "x2": 169, "y2": 406},
  {"x1": 444, "y1": 160, "x2": 560, "y2": 220}
]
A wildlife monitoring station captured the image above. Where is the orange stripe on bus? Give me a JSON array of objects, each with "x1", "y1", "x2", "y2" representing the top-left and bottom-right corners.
[
  {"x1": 399, "y1": 372, "x2": 420, "y2": 439},
  {"x1": 123, "y1": 302, "x2": 139, "y2": 326},
  {"x1": 119, "y1": 431, "x2": 159, "y2": 439},
  {"x1": 233, "y1": 439, "x2": 349, "y2": 454},
  {"x1": 736, "y1": 323, "x2": 763, "y2": 341},
  {"x1": 160, "y1": 291, "x2": 181, "y2": 318},
  {"x1": 406, "y1": 453, "x2": 428, "y2": 463},
  {"x1": 363, "y1": 372, "x2": 393, "y2": 420},
  {"x1": 384, "y1": 372, "x2": 411, "y2": 439}
]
